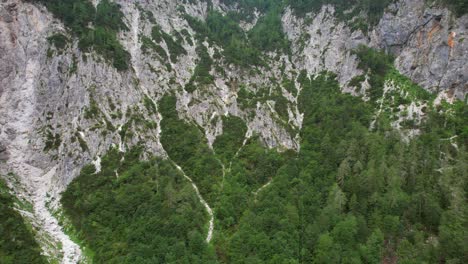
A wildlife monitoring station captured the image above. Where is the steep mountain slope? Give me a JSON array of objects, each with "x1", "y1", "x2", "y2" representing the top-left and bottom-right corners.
[{"x1": 0, "y1": 0, "x2": 466, "y2": 263}]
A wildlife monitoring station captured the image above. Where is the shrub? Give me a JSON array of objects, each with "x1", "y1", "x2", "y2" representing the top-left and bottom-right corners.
[{"x1": 31, "y1": 0, "x2": 130, "y2": 70}]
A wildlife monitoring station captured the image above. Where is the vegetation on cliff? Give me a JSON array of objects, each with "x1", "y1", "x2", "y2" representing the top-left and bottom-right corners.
[
  {"x1": 61, "y1": 147, "x2": 217, "y2": 263},
  {"x1": 0, "y1": 178, "x2": 46, "y2": 264},
  {"x1": 31, "y1": 0, "x2": 130, "y2": 70}
]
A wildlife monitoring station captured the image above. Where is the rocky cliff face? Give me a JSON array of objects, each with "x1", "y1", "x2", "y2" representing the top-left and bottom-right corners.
[
  {"x1": 372, "y1": 0, "x2": 467, "y2": 100},
  {"x1": 0, "y1": 0, "x2": 466, "y2": 262}
]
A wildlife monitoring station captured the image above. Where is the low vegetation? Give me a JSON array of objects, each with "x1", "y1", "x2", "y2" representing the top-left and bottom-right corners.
[
  {"x1": 151, "y1": 25, "x2": 187, "y2": 63},
  {"x1": 159, "y1": 95, "x2": 223, "y2": 204},
  {"x1": 354, "y1": 45, "x2": 395, "y2": 102},
  {"x1": 213, "y1": 115, "x2": 248, "y2": 163},
  {"x1": 437, "y1": 0, "x2": 468, "y2": 16},
  {"x1": 32, "y1": 0, "x2": 130, "y2": 70},
  {"x1": 0, "y1": 178, "x2": 46, "y2": 264},
  {"x1": 185, "y1": 8, "x2": 289, "y2": 68},
  {"x1": 185, "y1": 44, "x2": 215, "y2": 93}
]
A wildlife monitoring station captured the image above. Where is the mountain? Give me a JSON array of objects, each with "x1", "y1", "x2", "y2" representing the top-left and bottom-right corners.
[{"x1": 0, "y1": 0, "x2": 466, "y2": 263}]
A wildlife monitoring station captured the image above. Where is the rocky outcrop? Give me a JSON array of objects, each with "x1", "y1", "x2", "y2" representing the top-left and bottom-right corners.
[
  {"x1": 0, "y1": 1, "x2": 83, "y2": 262},
  {"x1": 282, "y1": 6, "x2": 368, "y2": 95},
  {"x1": 372, "y1": 0, "x2": 467, "y2": 100},
  {"x1": 283, "y1": 0, "x2": 467, "y2": 100}
]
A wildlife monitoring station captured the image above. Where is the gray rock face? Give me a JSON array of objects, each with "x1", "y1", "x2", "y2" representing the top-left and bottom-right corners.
[
  {"x1": 0, "y1": 1, "x2": 83, "y2": 262},
  {"x1": 372, "y1": 0, "x2": 468, "y2": 99},
  {"x1": 282, "y1": 6, "x2": 367, "y2": 94},
  {"x1": 0, "y1": 0, "x2": 466, "y2": 262}
]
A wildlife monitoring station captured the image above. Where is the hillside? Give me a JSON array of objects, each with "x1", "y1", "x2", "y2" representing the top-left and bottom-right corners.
[{"x1": 0, "y1": 0, "x2": 467, "y2": 263}]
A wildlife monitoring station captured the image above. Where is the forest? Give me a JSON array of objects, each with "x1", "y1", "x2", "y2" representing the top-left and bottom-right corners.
[
  {"x1": 61, "y1": 65, "x2": 467, "y2": 264},
  {"x1": 61, "y1": 147, "x2": 217, "y2": 263}
]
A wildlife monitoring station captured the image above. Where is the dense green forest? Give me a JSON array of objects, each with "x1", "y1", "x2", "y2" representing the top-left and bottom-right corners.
[
  {"x1": 159, "y1": 95, "x2": 224, "y2": 204},
  {"x1": 221, "y1": 72, "x2": 467, "y2": 263},
  {"x1": 0, "y1": 178, "x2": 46, "y2": 264},
  {"x1": 61, "y1": 147, "x2": 217, "y2": 263}
]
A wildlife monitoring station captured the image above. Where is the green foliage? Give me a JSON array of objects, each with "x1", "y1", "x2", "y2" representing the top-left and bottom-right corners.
[
  {"x1": 159, "y1": 95, "x2": 223, "y2": 204},
  {"x1": 31, "y1": 0, "x2": 95, "y2": 34},
  {"x1": 62, "y1": 146, "x2": 217, "y2": 263},
  {"x1": 184, "y1": 14, "x2": 209, "y2": 40},
  {"x1": 357, "y1": 0, "x2": 394, "y2": 27},
  {"x1": 224, "y1": 72, "x2": 467, "y2": 263},
  {"x1": 425, "y1": 100, "x2": 468, "y2": 147},
  {"x1": 386, "y1": 68, "x2": 435, "y2": 102},
  {"x1": 205, "y1": 11, "x2": 247, "y2": 49},
  {"x1": 220, "y1": 0, "x2": 393, "y2": 30},
  {"x1": 360, "y1": 228, "x2": 384, "y2": 263},
  {"x1": 213, "y1": 116, "x2": 248, "y2": 163},
  {"x1": 282, "y1": 77, "x2": 297, "y2": 96},
  {"x1": 437, "y1": 0, "x2": 468, "y2": 16},
  {"x1": 69, "y1": 54, "x2": 79, "y2": 74},
  {"x1": 79, "y1": 26, "x2": 130, "y2": 71},
  {"x1": 355, "y1": 45, "x2": 394, "y2": 77},
  {"x1": 287, "y1": 0, "x2": 393, "y2": 28},
  {"x1": 286, "y1": 0, "x2": 330, "y2": 16},
  {"x1": 207, "y1": 11, "x2": 263, "y2": 67},
  {"x1": 185, "y1": 44, "x2": 214, "y2": 92},
  {"x1": 255, "y1": 19, "x2": 287, "y2": 52},
  {"x1": 354, "y1": 45, "x2": 395, "y2": 102},
  {"x1": 180, "y1": 29, "x2": 194, "y2": 46},
  {"x1": 237, "y1": 84, "x2": 289, "y2": 120},
  {"x1": 47, "y1": 33, "x2": 69, "y2": 51},
  {"x1": 185, "y1": 10, "x2": 287, "y2": 68},
  {"x1": 0, "y1": 178, "x2": 46, "y2": 264},
  {"x1": 274, "y1": 93, "x2": 290, "y2": 122},
  {"x1": 214, "y1": 136, "x2": 289, "y2": 236},
  {"x1": 28, "y1": 1, "x2": 468, "y2": 262},
  {"x1": 143, "y1": 96, "x2": 157, "y2": 115},
  {"x1": 84, "y1": 96, "x2": 100, "y2": 119},
  {"x1": 43, "y1": 129, "x2": 62, "y2": 152},
  {"x1": 236, "y1": 84, "x2": 255, "y2": 110},
  {"x1": 95, "y1": 0, "x2": 128, "y2": 31},
  {"x1": 186, "y1": 0, "x2": 393, "y2": 69},
  {"x1": 369, "y1": 66, "x2": 437, "y2": 125},
  {"x1": 151, "y1": 25, "x2": 187, "y2": 63},
  {"x1": 141, "y1": 36, "x2": 170, "y2": 67},
  {"x1": 31, "y1": 0, "x2": 130, "y2": 70},
  {"x1": 349, "y1": 74, "x2": 366, "y2": 88}
]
